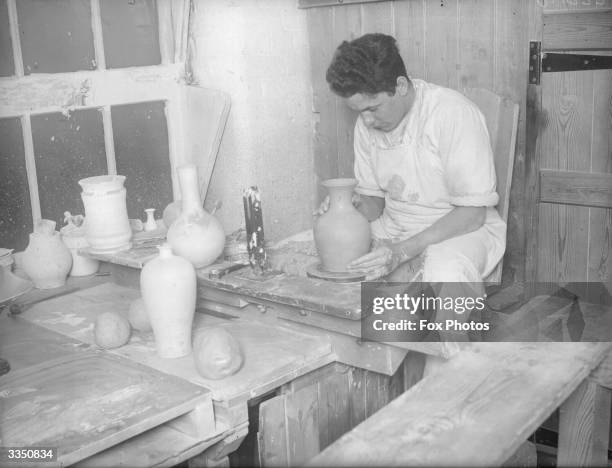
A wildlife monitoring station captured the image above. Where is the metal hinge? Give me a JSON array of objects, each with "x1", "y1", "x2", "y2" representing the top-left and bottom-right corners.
[{"x1": 529, "y1": 40, "x2": 612, "y2": 85}]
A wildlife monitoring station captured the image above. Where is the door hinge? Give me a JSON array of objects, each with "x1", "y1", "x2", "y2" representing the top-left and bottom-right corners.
[
  {"x1": 529, "y1": 40, "x2": 612, "y2": 85},
  {"x1": 529, "y1": 41, "x2": 542, "y2": 85}
]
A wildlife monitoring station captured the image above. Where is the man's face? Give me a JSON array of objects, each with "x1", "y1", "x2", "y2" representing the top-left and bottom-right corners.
[{"x1": 345, "y1": 90, "x2": 407, "y2": 132}]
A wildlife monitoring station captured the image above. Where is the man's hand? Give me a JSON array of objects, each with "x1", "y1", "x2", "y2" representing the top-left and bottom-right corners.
[
  {"x1": 347, "y1": 238, "x2": 421, "y2": 280},
  {"x1": 312, "y1": 193, "x2": 362, "y2": 216}
]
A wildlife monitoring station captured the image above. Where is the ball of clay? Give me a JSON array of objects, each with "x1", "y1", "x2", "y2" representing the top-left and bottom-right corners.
[
  {"x1": 94, "y1": 311, "x2": 131, "y2": 349},
  {"x1": 193, "y1": 328, "x2": 243, "y2": 380},
  {"x1": 127, "y1": 298, "x2": 152, "y2": 331}
]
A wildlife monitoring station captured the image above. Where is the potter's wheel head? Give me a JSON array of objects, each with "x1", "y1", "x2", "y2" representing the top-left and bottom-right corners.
[{"x1": 0, "y1": 268, "x2": 33, "y2": 308}]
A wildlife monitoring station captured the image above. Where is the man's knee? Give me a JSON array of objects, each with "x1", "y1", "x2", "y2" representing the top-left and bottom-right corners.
[{"x1": 422, "y1": 245, "x2": 481, "y2": 283}]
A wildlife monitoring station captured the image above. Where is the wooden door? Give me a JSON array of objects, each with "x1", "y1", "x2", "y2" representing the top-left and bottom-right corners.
[{"x1": 525, "y1": 2, "x2": 612, "y2": 302}]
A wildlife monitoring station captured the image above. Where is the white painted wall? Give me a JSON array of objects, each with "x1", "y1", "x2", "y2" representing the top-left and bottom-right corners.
[{"x1": 188, "y1": 0, "x2": 315, "y2": 242}]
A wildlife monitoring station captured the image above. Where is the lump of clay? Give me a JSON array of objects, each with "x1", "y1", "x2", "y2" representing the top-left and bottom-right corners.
[
  {"x1": 127, "y1": 297, "x2": 152, "y2": 332},
  {"x1": 193, "y1": 328, "x2": 243, "y2": 380},
  {"x1": 95, "y1": 311, "x2": 131, "y2": 349}
]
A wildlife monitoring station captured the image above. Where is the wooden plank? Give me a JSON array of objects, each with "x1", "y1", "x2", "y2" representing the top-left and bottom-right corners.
[
  {"x1": 360, "y1": 1, "x2": 394, "y2": 35},
  {"x1": 306, "y1": 6, "x2": 338, "y2": 200},
  {"x1": 537, "y1": 70, "x2": 593, "y2": 285},
  {"x1": 457, "y1": 0, "x2": 494, "y2": 90},
  {"x1": 332, "y1": 3, "x2": 361, "y2": 178},
  {"x1": 299, "y1": 0, "x2": 387, "y2": 8},
  {"x1": 524, "y1": 2, "x2": 544, "y2": 297},
  {"x1": 543, "y1": 10, "x2": 612, "y2": 50},
  {"x1": 0, "y1": 64, "x2": 182, "y2": 118},
  {"x1": 285, "y1": 384, "x2": 320, "y2": 466},
  {"x1": 540, "y1": 170, "x2": 612, "y2": 208},
  {"x1": 588, "y1": 68, "x2": 612, "y2": 295},
  {"x1": 197, "y1": 269, "x2": 363, "y2": 320},
  {"x1": 1, "y1": 351, "x2": 210, "y2": 467},
  {"x1": 394, "y1": 0, "x2": 426, "y2": 80},
  {"x1": 348, "y1": 367, "x2": 367, "y2": 428},
  {"x1": 558, "y1": 379, "x2": 612, "y2": 467},
  {"x1": 424, "y1": 0, "x2": 458, "y2": 87},
  {"x1": 308, "y1": 342, "x2": 611, "y2": 467},
  {"x1": 319, "y1": 364, "x2": 352, "y2": 448},
  {"x1": 257, "y1": 395, "x2": 289, "y2": 467}
]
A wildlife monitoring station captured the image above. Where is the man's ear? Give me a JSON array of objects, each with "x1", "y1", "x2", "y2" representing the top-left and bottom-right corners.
[{"x1": 396, "y1": 76, "x2": 409, "y2": 96}]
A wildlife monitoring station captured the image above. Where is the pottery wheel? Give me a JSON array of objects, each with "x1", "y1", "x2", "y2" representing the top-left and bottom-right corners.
[{"x1": 306, "y1": 263, "x2": 366, "y2": 283}]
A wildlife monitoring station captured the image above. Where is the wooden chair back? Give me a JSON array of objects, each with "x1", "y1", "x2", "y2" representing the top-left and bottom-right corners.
[{"x1": 463, "y1": 88, "x2": 519, "y2": 284}]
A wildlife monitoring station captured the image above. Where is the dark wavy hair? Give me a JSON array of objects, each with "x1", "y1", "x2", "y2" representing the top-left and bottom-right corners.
[{"x1": 326, "y1": 33, "x2": 408, "y2": 98}]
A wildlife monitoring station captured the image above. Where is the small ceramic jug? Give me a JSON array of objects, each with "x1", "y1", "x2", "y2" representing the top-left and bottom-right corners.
[
  {"x1": 313, "y1": 178, "x2": 371, "y2": 272},
  {"x1": 22, "y1": 219, "x2": 73, "y2": 289}
]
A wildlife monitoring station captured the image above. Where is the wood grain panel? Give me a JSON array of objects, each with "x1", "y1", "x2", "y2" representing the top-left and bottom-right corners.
[
  {"x1": 424, "y1": 0, "x2": 458, "y2": 87},
  {"x1": 359, "y1": 1, "x2": 394, "y2": 35},
  {"x1": 309, "y1": 342, "x2": 611, "y2": 467},
  {"x1": 307, "y1": 6, "x2": 338, "y2": 201},
  {"x1": 0, "y1": 0, "x2": 14, "y2": 77},
  {"x1": 16, "y1": 0, "x2": 95, "y2": 74},
  {"x1": 332, "y1": 4, "x2": 361, "y2": 177},
  {"x1": 458, "y1": 0, "x2": 494, "y2": 90},
  {"x1": 31, "y1": 108, "x2": 107, "y2": 228},
  {"x1": 0, "y1": 116, "x2": 31, "y2": 250},
  {"x1": 257, "y1": 395, "x2": 289, "y2": 467},
  {"x1": 540, "y1": 170, "x2": 612, "y2": 208},
  {"x1": 537, "y1": 71, "x2": 593, "y2": 284},
  {"x1": 588, "y1": 68, "x2": 612, "y2": 294},
  {"x1": 394, "y1": 0, "x2": 426, "y2": 79},
  {"x1": 543, "y1": 10, "x2": 612, "y2": 50}
]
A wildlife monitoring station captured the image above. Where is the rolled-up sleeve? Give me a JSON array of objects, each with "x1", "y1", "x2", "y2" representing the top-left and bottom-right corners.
[
  {"x1": 433, "y1": 99, "x2": 499, "y2": 207},
  {"x1": 353, "y1": 117, "x2": 385, "y2": 198}
]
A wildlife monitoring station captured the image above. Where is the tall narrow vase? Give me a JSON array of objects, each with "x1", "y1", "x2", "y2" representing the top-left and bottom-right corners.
[
  {"x1": 167, "y1": 164, "x2": 225, "y2": 268},
  {"x1": 79, "y1": 175, "x2": 132, "y2": 253},
  {"x1": 140, "y1": 243, "x2": 196, "y2": 358},
  {"x1": 313, "y1": 178, "x2": 371, "y2": 272}
]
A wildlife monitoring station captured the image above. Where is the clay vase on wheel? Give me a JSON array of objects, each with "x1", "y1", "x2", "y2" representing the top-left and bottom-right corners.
[
  {"x1": 313, "y1": 178, "x2": 371, "y2": 272},
  {"x1": 166, "y1": 164, "x2": 225, "y2": 268}
]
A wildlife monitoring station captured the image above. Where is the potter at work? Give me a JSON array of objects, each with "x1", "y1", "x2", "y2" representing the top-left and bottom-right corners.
[
  {"x1": 319, "y1": 34, "x2": 506, "y2": 288},
  {"x1": 2, "y1": 2, "x2": 611, "y2": 467}
]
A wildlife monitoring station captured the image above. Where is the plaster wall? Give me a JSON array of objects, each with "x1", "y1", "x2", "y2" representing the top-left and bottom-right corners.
[{"x1": 188, "y1": 0, "x2": 315, "y2": 242}]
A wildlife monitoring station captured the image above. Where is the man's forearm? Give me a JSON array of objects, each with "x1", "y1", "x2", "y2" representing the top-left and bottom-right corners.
[
  {"x1": 355, "y1": 194, "x2": 385, "y2": 221},
  {"x1": 392, "y1": 206, "x2": 487, "y2": 262}
]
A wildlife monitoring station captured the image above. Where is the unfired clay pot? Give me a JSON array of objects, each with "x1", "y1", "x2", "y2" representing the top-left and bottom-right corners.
[
  {"x1": 79, "y1": 175, "x2": 132, "y2": 253},
  {"x1": 21, "y1": 219, "x2": 73, "y2": 289},
  {"x1": 140, "y1": 243, "x2": 196, "y2": 358},
  {"x1": 313, "y1": 178, "x2": 371, "y2": 272},
  {"x1": 167, "y1": 164, "x2": 225, "y2": 268}
]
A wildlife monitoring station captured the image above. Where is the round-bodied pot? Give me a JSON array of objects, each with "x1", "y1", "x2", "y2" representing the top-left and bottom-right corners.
[
  {"x1": 313, "y1": 178, "x2": 371, "y2": 272},
  {"x1": 140, "y1": 243, "x2": 196, "y2": 358},
  {"x1": 166, "y1": 164, "x2": 225, "y2": 268},
  {"x1": 22, "y1": 220, "x2": 73, "y2": 289}
]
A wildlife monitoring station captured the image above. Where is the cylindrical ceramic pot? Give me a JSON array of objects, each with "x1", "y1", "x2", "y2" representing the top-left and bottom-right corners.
[
  {"x1": 313, "y1": 178, "x2": 371, "y2": 272},
  {"x1": 167, "y1": 164, "x2": 225, "y2": 268},
  {"x1": 61, "y1": 231, "x2": 99, "y2": 277},
  {"x1": 140, "y1": 243, "x2": 196, "y2": 358},
  {"x1": 79, "y1": 175, "x2": 132, "y2": 253},
  {"x1": 22, "y1": 220, "x2": 73, "y2": 289}
]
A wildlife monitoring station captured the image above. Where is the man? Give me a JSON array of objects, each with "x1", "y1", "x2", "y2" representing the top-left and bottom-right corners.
[{"x1": 323, "y1": 33, "x2": 506, "y2": 288}]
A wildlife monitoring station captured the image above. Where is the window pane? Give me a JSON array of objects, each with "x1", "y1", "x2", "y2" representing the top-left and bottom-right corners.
[
  {"x1": 101, "y1": 0, "x2": 161, "y2": 69},
  {"x1": 112, "y1": 101, "x2": 172, "y2": 221},
  {"x1": 32, "y1": 109, "x2": 107, "y2": 228},
  {"x1": 0, "y1": 117, "x2": 32, "y2": 250},
  {"x1": 0, "y1": 0, "x2": 14, "y2": 77},
  {"x1": 18, "y1": 0, "x2": 95, "y2": 74}
]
